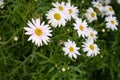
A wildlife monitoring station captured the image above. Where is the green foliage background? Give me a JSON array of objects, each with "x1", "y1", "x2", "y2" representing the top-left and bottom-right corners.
[{"x1": 0, "y1": 0, "x2": 120, "y2": 80}]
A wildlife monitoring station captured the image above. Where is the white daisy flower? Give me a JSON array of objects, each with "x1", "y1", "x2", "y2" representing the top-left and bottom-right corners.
[
  {"x1": 98, "y1": 0, "x2": 111, "y2": 5},
  {"x1": 52, "y1": 1, "x2": 66, "y2": 12},
  {"x1": 0, "y1": 0, "x2": 4, "y2": 8},
  {"x1": 73, "y1": 18, "x2": 89, "y2": 38},
  {"x1": 63, "y1": 39, "x2": 80, "y2": 59},
  {"x1": 24, "y1": 18, "x2": 52, "y2": 47},
  {"x1": 82, "y1": 39, "x2": 100, "y2": 57},
  {"x1": 104, "y1": 5, "x2": 115, "y2": 16},
  {"x1": 105, "y1": 16, "x2": 118, "y2": 30},
  {"x1": 91, "y1": 1, "x2": 103, "y2": 13},
  {"x1": 85, "y1": 7, "x2": 97, "y2": 23},
  {"x1": 65, "y1": 2, "x2": 79, "y2": 21},
  {"x1": 46, "y1": 9, "x2": 67, "y2": 27},
  {"x1": 87, "y1": 27, "x2": 98, "y2": 41}
]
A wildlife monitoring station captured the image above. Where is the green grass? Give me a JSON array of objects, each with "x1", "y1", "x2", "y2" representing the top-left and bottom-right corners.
[{"x1": 0, "y1": 0, "x2": 120, "y2": 80}]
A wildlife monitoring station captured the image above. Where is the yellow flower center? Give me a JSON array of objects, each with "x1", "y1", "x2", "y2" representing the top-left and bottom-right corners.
[
  {"x1": 90, "y1": 33, "x2": 94, "y2": 37},
  {"x1": 79, "y1": 25, "x2": 84, "y2": 31},
  {"x1": 91, "y1": 12, "x2": 95, "y2": 17},
  {"x1": 69, "y1": 46, "x2": 74, "y2": 52},
  {"x1": 35, "y1": 28, "x2": 43, "y2": 36},
  {"x1": 68, "y1": 9, "x2": 72, "y2": 14},
  {"x1": 54, "y1": 13, "x2": 61, "y2": 20},
  {"x1": 58, "y1": 6, "x2": 63, "y2": 11},
  {"x1": 109, "y1": 7, "x2": 113, "y2": 11},
  {"x1": 110, "y1": 20, "x2": 115, "y2": 24},
  {"x1": 89, "y1": 44, "x2": 95, "y2": 50}
]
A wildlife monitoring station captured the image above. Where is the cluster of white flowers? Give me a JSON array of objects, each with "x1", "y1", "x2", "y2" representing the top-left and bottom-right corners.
[
  {"x1": 46, "y1": 2, "x2": 79, "y2": 27},
  {"x1": 90, "y1": 0, "x2": 118, "y2": 31},
  {"x1": 24, "y1": 1, "x2": 118, "y2": 59}
]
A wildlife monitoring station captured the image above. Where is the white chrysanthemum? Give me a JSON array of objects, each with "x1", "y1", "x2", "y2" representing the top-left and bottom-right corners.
[
  {"x1": 73, "y1": 18, "x2": 89, "y2": 38},
  {"x1": 46, "y1": 9, "x2": 67, "y2": 27},
  {"x1": 82, "y1": 39, "x2": 100, "y2": 57},
  {"x1": 63, "y1": 39, "x2": 80, "y2": 59},
  {"x1": 104, "y1": 5, "x2": 115, "y2": 16},
  {"x1": 105, "y1": 16, "x2": 118, "y2": 30},
  {"x1": 87, "y1": 27, "x2": 98, "y2": 41},
  {"x1": 0, "y1": 0, "x2": 4, "y2": 8},
  {"x1": 65, "y1": 2, "x2": 79, "y2": 21},
  {"x1": 52, "y1": 2, "x2": 66, "y2": 12},
  {"x1": 91, "y1": 1, "x2": 103, "y2": 12},
  {"x1": 24, "y1": 18, "x2": 52, "y2": 47},
  {"x1": 85, "y1": 7, "x2": 97, "y2": 23},
  {"x1": 98, "y1": 0, "x2": 111, "y2": 5}
]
